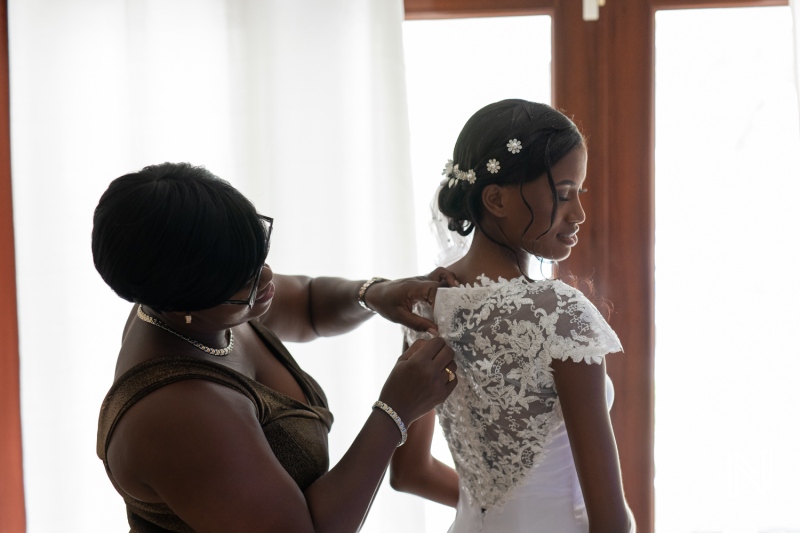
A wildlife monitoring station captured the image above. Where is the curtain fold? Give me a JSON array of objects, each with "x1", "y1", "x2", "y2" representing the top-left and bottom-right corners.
[{"x1": 10, "y1": 1, "x2": 424, "y2": 531}]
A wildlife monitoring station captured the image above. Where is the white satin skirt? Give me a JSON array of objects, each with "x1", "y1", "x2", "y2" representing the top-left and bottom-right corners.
[
  {"x1": 447, "y1": 376, "x2": 634, "y2": 533},
  {"x1": 447, "y1": 421, "x2": 589, "y2": 533}
]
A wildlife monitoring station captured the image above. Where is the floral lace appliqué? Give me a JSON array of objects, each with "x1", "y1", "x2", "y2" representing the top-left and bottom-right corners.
[{"x1": 404, "y1": 276, "x2": 622, "y2": 512}]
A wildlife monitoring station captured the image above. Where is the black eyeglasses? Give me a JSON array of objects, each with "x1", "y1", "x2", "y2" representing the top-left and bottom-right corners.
[{"x1": 224, "y1": 216, "x2": 273, "y2": 308}]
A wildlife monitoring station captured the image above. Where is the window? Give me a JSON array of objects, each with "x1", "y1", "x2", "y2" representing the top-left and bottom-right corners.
[
  {"x1": 404, "y1": 15, "x2": 552, "y2": 273},
  {"x1": 654, "y1": 7, "x2": 800, "y2": 532},
  {"x1": 403, "y1": 16, "x2": 552, "y2": 529}
]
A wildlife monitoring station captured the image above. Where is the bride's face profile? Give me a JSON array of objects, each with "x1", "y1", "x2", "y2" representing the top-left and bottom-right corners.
[{"x1": 510, "y1": 145, "x2": 588, "y2": 261}]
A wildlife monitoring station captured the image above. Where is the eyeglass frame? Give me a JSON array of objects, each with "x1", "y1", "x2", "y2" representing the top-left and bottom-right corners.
[{"x1": 224, "y1": 215, "x2": 273, "y2": 308}]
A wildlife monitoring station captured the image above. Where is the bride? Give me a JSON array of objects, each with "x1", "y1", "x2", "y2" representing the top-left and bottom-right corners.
[{"x1": 390, "y1": 99, "x2": 635, "y2": 532}]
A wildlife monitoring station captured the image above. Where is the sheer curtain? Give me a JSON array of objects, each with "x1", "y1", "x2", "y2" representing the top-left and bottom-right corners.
[{"x1": 9, "y1": 1, "x2": 426, "y2": 531}]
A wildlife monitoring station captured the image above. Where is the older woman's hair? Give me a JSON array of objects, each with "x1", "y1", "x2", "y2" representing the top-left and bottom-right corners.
[
  {"x1": 92, "y1": 162, "x2": 268, "y2": 311},
  {"x1": 438, "y1": 99, "x2": 585, "y2": 238}
]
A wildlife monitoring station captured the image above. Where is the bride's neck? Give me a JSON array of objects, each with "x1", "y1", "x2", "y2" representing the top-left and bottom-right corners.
[{"x1": 450, "y1": 231, "x2": 529, "y2": 284}]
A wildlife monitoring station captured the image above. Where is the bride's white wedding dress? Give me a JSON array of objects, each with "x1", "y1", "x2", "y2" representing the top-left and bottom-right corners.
[{"x1": 404, "y1": 275, "x2": 631, "y2": 533}]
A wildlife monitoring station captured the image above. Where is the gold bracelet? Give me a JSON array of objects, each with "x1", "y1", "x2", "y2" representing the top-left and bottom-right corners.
[
  {"x1": 372, "y1": 400, "x2": 407, "y2": 447},
  {"x1": 357, "y1": 277, "x2": 388, "y2": 312}
]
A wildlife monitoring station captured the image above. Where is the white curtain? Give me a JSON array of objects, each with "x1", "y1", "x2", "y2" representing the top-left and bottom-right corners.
[{"x1": 9, "y1": 1, "x2": 428, "y2": 531}]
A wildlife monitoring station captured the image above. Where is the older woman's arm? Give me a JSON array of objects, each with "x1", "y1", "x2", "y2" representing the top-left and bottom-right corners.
[
  {"x1": 389, "y1": 409, "x2": 459, "y2": 507},
  {"x1": 262, "y1": 269, "x2": 458, "y2": 342},
  {"x1": 108, "y1": 338, "x2": 457, "y2": 533},
  {"x1": 261, "y1": 275, "x2": 373, "y2": 342}
]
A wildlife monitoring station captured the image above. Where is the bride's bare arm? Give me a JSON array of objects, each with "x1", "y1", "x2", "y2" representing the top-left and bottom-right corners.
[
  {"x1": 389, "y1": 409, "x2": 460, "y2": 507},
  {"x1": 551, "y1": 358, "x2": 634, "y2": 533}
]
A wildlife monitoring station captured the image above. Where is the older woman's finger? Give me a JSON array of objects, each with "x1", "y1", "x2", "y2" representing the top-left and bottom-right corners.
[
  {"x1": 406, "y1": 337, "x2": 447, "y2": 361},
  {"x1": 427, "y1": 267, "x2": 460, "y2": 287},
  {"x1": 394, "y1": 306, "x2": 439, "y2": 334},
  {"x1": 397, "y1": 338, "x2": 429, "y2": 361}
]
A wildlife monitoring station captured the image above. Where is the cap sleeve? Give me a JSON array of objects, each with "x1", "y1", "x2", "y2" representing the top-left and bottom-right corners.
[{"x1": 544, "y1": 281, "x2": 623, "y2": 364}]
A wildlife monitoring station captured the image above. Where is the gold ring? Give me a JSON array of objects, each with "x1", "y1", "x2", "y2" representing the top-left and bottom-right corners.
[{"x1": 444, "y1": 368, "x2": 455, "y2": 382}]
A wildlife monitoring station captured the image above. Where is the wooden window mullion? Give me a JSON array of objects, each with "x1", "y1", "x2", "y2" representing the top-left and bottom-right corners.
[
  {"x1": 553, "y1": 2, "x2": 656, "y2": 531},
  {"x1": 0, "y1": 0, "x2": 26, "y2": 531}
]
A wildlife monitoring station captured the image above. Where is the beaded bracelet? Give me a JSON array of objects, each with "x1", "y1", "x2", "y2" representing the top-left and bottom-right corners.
[
  {"x1": 357, "y1": 277, "x2": 389, "y2": 312},
  {"x1": 372, "y1": 400, "x2": 407, "y2": 447}
]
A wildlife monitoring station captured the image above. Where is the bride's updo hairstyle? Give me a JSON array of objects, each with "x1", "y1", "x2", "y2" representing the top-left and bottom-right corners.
[
  {"x1": 438, "y1": 99, "x2": 584, "y2": 239},
  {"x1": 92, "y1": 162, "x2": 269, "y2": 312}
]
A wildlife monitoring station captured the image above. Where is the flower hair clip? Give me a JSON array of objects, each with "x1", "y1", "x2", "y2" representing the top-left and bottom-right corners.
[
  {"x1": 443, "y1": 139, "x2": 522, "y2": 187},
  {"x1": 443, "y1": 159, "x2": 476, "y2": 188}
]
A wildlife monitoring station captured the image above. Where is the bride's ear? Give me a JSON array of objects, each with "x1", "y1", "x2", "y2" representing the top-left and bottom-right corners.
[{"x1": 481, "y1": 185, "x2": 508, "y2": 219}]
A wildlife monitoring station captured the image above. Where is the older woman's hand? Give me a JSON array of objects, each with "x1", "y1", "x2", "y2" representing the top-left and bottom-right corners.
[
  {"x1": 379, "y1": 337, "x2": 457, "y2": 425},
  {"x1": 364, "y1": 267, "x2": 460, "y2": 334}
]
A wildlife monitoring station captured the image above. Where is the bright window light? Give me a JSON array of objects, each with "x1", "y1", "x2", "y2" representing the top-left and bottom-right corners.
[
  {"x1": 403, "y1": 15, "x2": 552, "y2": 276},
  {"x1": 403, "y1": 15, "x2": 552, "y2": 531},
  {"x1": 655, "y1": 7, "x2": 800, "y2": 533}
]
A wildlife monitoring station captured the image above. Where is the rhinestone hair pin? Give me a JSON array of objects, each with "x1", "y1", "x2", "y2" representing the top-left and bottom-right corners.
[{"x1": 444, "y1": 139, "x2": 522, "y2": 187}]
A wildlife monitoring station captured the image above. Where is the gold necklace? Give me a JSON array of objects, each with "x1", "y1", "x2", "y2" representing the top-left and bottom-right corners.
[{"x1": 137, "y1": 305, "x2": 234, "y2": 356}]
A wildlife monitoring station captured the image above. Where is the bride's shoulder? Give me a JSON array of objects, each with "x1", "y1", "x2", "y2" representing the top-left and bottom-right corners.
[
  {"x1": 446, "y1": 277, "x2": 604, "y2": 323},
  {"x1": 454, "y1": 275, "x2": 583, "y2": 300},
  {"x1": 434, "y1": 275, "x2": 566, "y2": 315}
]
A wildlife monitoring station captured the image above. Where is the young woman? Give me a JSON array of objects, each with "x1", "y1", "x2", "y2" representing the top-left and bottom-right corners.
[
  {"x1": 92, "y1": 162, "x2": 459, "y2": 532},
  {"x1": 390, "y1": 100, "x2": 635, "y2": 532}
]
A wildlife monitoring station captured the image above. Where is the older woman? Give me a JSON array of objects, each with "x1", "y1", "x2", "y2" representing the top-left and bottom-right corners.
[{"x1": 92, "y1": 162, "x2": 458, "y2": 533}]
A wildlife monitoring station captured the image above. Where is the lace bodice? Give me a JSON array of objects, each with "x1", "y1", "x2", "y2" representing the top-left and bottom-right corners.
[{"x1": 403, "y1": 276, "x2": 622, "y2": 512}]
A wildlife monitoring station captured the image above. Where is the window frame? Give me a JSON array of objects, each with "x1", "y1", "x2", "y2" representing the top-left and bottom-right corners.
[
  {"x1": 0, "y1": 1, "x2": 25, "y2": 532},
  {"x1": 403, "y1": 1, "x2": 789, "y2": 531}
]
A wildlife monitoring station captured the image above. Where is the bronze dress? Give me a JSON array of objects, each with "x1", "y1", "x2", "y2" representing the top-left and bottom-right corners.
[{"x1": 97, "y1": 321, "x2": 334, "y2": 532}]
